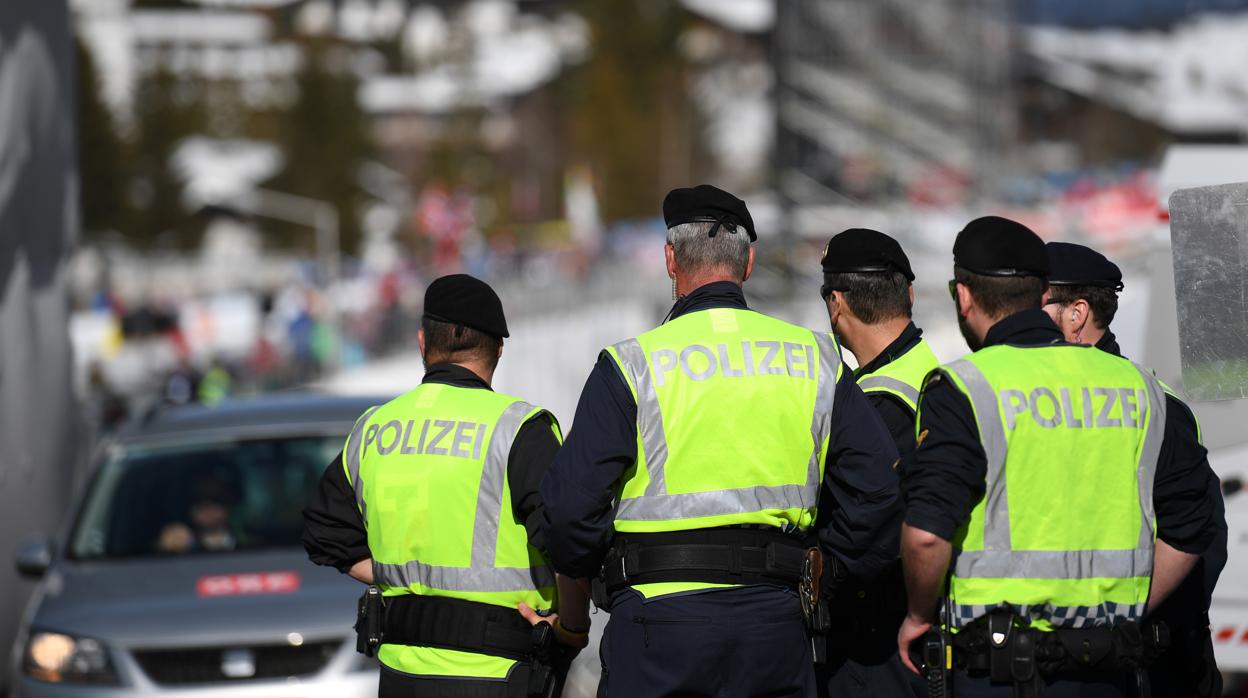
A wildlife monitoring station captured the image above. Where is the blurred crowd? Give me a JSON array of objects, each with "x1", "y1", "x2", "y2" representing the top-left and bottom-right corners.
[{"x1": 76, "y1": 265, "x2": 426, "y2": 436}]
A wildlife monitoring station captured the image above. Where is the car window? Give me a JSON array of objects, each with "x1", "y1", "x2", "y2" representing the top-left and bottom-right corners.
[{"x1": 70, "y1": 436, "x2": 342, "y2": 559}]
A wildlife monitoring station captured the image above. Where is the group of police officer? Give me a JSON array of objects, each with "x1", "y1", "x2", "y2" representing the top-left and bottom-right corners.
[{"x1": 302, "y1": 183, "x2": 1226, "y2": 698}]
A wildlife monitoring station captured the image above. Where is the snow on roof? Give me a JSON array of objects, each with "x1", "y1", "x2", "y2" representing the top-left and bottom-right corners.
[
  {"x1": 359, "y1": 9, "x2": 588, "y2": 114},
  {"x1": 184, "y1": 0, "x2": 301, "y2": 7},
  {"x1": 1026, "y1": 13, "x2": 1248, "y2": 135},
  {"x1": 680, "y1": 0, "x2": 774, "y2": 33},
  {"x1": 171, "y1": 138, "x2": 284, "y2": 210},
  {"x1": 130, "y1": 10, "x2": 270, "y2": 45}
]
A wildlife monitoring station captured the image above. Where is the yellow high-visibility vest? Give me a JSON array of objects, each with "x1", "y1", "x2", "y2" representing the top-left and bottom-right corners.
[
  {"x1": 342, "y1": 384, "x2": 560, "y2": 678},
  {"x1": 934, "y1": 344, "x2": 1165, "y2": 630},
  {"x1": 603, "y1": 307, "x2": 842, "y2": 596}
]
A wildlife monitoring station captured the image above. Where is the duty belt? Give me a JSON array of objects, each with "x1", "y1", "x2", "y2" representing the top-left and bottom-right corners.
[
  {"x1": 358, "y1": 592, "x2": 538, "y2": 661},
  {"x1": 949, "y1": 609, "x2": 1169, "y2": 698},
  {"x1": 598, "y1": 528, "x2": 812, "y2": 593}
]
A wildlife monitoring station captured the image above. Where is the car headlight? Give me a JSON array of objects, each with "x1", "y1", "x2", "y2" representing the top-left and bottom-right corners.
[{"x1": 23, "y1": 631, "x2": 119, "y2": 684}]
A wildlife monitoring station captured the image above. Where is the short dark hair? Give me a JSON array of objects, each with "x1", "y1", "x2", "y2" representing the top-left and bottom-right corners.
[
  {"x1": 823, "y1": 271, "x2": 912, "y2": 323},
  {"x1": 1047, "y1": 285, "x2": 1118, "y2": 329},
  {"x1": 421, "y1": 316, "x2": 502, "y2": 368},
  {"x1": 955, "y1": 266, "x2": 1047, "y2": 320}
]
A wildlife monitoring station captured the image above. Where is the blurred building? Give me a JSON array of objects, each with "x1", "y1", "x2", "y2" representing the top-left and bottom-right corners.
[{"x1": 774, "y1": 0, "x2": 1017, "y2": 207}]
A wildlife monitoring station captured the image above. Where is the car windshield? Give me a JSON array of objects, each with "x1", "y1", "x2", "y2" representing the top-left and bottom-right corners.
[{"x1": 70, "y1": 435, "x2": 341, "y2": 559}]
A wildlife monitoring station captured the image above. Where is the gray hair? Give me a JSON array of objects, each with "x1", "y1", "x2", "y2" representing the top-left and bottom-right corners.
[{"x1": 665, "y1": 221, "x2": 751, "y2": 280}]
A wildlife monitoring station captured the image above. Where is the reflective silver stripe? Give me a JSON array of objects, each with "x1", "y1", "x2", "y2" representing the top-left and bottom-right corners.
[
  {"x1": 1134, "y1": 364, "x2": 1166, "y2": 555},
  {"x1": 611, "y1": 338, "x2": 669, "y2": 496},
  {"x1": 470, "y1": 401, "x2": 538, "y2": 569},
  {"x1": 612, "y1": 330, "x2": 838, "y2": 521},
  {"x1": 807, "y1": 331, "x2": 839, "y2": 493},
  {"x1": 344, "y1": 406, "x2": 380, "y2": 520},
  {"x1": 374, "y1": 560, "x2": 555, "y2": 592},
  {"x1": 614, "y1": 483, "x2": 814, "y2": 521},
  {"x1": 954, "y1": 548, "x2": 1153, "y2": 579},
  {"x1": 943, "y1": 360, "x2": 1011, "y2": 550},
  {"x1": 858, "y1": 374, "x2": 920, "y2": 407}
]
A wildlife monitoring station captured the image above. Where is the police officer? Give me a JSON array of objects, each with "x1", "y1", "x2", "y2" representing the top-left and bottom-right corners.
[
  {"x1": 817, "y1": 229, "x2": 938, "y2": 697},
  {"x1": 820, "y1": 229, "x2": 940, "y2": 453},
  {"x1": 541, "y1": 185, "x2": 902, "y2": 698},
  {"x1": 1045, "y1": 241, "x2": 1228, "y2": 698},
  {"x1": 896, "y1": 217, "x2": 1221, "y2": 697},
  {"x1": 303, "y1": 274, "x2": 590, "y2": 698},
  {"x1": 1042, "y1": 242, "x2": 1126, "y2": 355}
]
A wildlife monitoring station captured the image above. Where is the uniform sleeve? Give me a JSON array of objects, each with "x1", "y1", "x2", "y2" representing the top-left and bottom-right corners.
[
  {"x1": 865, "y1": 392, "x2": 917, "y2": 455},
  {"x1": 540, "y1": 354, "x2": 639, "y2": 578},
  {"x1": 302, "y1": 452, "x2": 370, "y2": 573},
  {"x1": 901, "y1": 372, "x2": 987, "y2": 542},
  {"x1": 817, "y1": 363, "x2": 903, "y2": 579},
  {"x1": 1153, "y1": 394, "x2": 1221, "y2": 554},
  {"x1": 508, "y1": 412, "x2": 563, "y2": 555}
]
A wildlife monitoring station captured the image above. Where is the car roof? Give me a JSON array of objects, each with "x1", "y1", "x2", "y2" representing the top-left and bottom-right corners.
[{"x1": 114, "y1": 392, "x2": 392, "y2": 444}]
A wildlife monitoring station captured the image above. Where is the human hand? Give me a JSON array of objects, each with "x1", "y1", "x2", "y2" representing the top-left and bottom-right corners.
[
  {"x1": 157, "y1": 523, "x2": 193, "y2": 553},
  {"x1": 897, "y1": 613, "x2": 933, "y2": 676},
  {"x1": 517, "y1": 602, "x2": 590, "y2": 650}
]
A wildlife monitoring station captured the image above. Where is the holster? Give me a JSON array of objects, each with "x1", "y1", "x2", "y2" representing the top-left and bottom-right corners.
[
  {"x1": 354, "y1": 586, "x2": 386, "y2": 657},
  {"x1": 526, "y1": 622, "x2": 558, "y2": 698},
  {"x1": 799, "y1": 547, "x2": 832, "y2": 663}
]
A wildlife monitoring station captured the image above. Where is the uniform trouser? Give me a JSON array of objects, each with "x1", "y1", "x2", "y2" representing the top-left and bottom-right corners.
[
  {"x1": 819, "y1": 653, "x2": 925, "y2": 698},
  {"x1": 1148, "y1": 623, "x2": 1221, "y2": 698},
  {"x1": 945, "y1": 671, "x2": 1132, "y2": 698},
  {"x1": 818, "y1": 565, "x2": 925, "y2": 698},
  {"x1": 597, "y1": 585, "x2": 816, "y2": 698},
  {"x1": 379, "y1": 662, "x2": 533, "y2": 698}
]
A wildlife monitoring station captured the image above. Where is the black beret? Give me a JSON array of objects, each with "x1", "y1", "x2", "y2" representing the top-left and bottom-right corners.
[
  {"x1": 820, "y1": 228, "x2": 915, "y2": 281},
  {"x1": 1046, "y1": 242, "x2": 1123, "y2": 291},
  {"x1": 953, "y1": 216, "x2": 1049, "y2": 277},
  {"x1": 662, "y1": 184, "x2": 756, "y2": 242},
  {"x1": 423, "y1": 274, "x2": 509, "y2": 338}
]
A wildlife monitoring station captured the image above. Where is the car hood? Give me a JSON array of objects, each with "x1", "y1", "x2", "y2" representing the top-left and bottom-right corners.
[{"x1": 31, "y1": 551, "x2": 360, "y2": 648}]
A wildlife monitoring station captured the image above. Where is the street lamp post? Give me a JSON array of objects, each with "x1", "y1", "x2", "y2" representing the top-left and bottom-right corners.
[
  {"x1": 234, "y1": 188, "x2": 340, "y2": 285},
  {"x1": 228, "y1": 188, "x2": 343, "y2": 370}
]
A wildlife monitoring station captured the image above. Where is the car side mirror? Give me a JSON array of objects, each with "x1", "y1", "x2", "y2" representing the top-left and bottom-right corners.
[{"x1": 14, "y1": 537, "x2": 52, "y2": 579}]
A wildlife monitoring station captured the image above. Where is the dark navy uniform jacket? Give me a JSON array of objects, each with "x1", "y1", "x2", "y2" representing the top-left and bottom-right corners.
[{"x1": 540, "y1": 281, "x2": 903, "y2": 581}]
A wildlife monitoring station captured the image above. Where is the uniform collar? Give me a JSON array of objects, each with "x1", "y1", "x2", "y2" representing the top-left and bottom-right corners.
[
  {"x1": 982, "y1": 308, "x2": 1065, "y2": 348},
  {"x1": 855, "y1": 322, "x2": 923, "y2": 379},
  {"x1": 668, "y1": 281, "x2": 749, "y2": 321},
  {"x1": 422, "y1": 363, "x2": 492, "y2": 390},
  {"x1": 1095, "y1": 329, "x2": 1122, "y2": 358}
]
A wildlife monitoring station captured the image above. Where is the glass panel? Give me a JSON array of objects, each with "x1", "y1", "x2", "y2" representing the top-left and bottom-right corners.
[
  {"x1": 1169, "y1": 181, "x2": 1248, "y2": 401},
  {"x1": 71, "y1": 436, "x2": 341, "y2": 559}
]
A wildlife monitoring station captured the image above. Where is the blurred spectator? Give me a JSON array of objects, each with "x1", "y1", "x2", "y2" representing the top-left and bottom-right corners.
[
  {"x1": 197, "y1": 362, "x2": 233, "y2": 406},
  {"x1": 163, "y1": 360, "x2": 201, "y2": 406}
]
